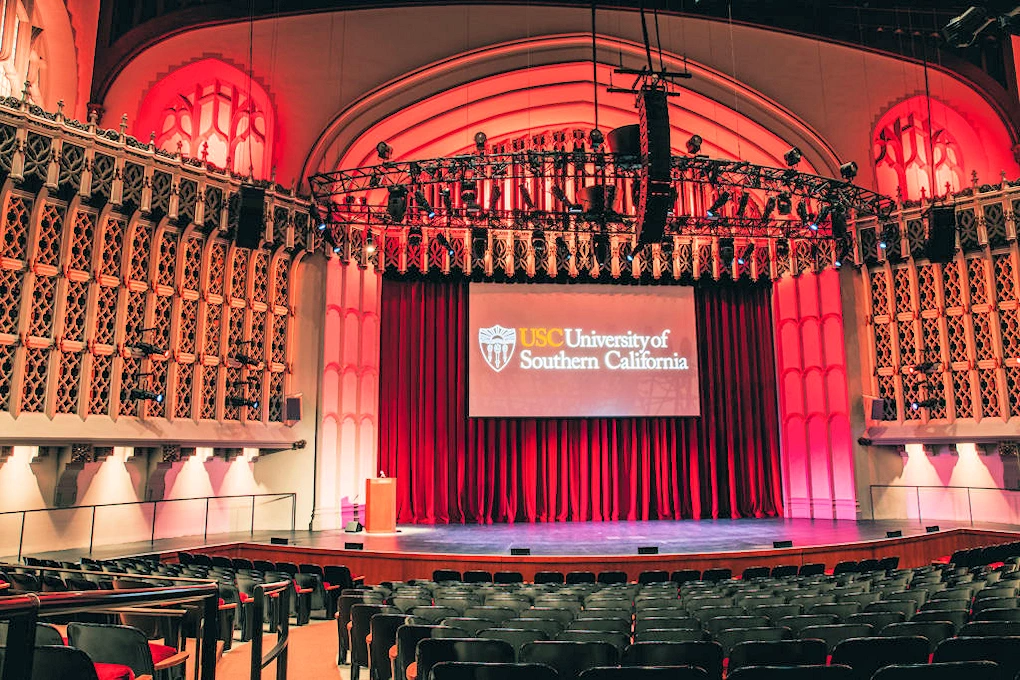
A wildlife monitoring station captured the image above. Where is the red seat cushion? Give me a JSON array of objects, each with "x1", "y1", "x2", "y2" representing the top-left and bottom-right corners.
[
  {"x1": 94, "y1": 662, "x2": 134, "y2": 680},
  {"x1": 147, "y1": 642, "x2": 178, "y2": 663}
]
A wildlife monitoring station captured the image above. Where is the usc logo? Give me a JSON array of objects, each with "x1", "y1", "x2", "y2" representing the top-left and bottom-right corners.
[{"x1": 519, "y1": 328, "x2": 565, "y2": 347}]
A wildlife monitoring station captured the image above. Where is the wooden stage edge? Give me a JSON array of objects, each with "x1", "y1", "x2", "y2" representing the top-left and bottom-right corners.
[{"x1": 165, "y1": 528, "x2": 1020, "y2": 584}]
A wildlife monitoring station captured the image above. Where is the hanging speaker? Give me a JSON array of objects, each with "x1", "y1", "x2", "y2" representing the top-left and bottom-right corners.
[
  {"x1": 635, "y1": 89, "x2": 672, "y2": 246},
  {"x1": 926, "y1": 206, "x2": 957, "y2": 263},
  {"x1": 236, "y1": 185, "x2": 265, "y2": 249},
  {"x1": 284, "y1": 395, "x2": 302, "y2": 425}
]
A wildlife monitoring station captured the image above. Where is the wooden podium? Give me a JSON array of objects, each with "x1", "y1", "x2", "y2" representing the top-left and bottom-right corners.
[{"x1": 365, "y1": 477, "x2": 397, "y2": 533}]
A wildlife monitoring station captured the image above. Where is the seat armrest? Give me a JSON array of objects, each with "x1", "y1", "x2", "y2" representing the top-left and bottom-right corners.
[
  {"x1": 407, "y1": 661, "x2": 418, "y2": 680},
  {"x1": 153, "y1": 651, "x2": 190, "y2": 671},
  {"x1": 296, "y1": 587, "x2": 313, "y2": 595},
  {"x1": 389, "y1": 645, "x2": 397, "y2": 661},
  {"x1": 325, "y1": 584, "x2": 342, "y2": 592},
  {"x1": 218, "y1": 602, "x2": 238, "y2": 611},
  {"x1": 352, "y1": 575, "x2": 366, "y2": 585}
]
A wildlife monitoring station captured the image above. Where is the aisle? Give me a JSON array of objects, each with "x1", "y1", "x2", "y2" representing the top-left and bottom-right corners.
[{"x1": 216, "y1": 621, "x2": 344, "y2": 680}]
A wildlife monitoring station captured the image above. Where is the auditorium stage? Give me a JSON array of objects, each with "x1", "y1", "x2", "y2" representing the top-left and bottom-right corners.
[{"x1": 26, "y1": 518, "x2": 1019, "y2": 582}]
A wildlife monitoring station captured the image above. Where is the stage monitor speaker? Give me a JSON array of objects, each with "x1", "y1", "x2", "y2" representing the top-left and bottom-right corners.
[
  {"x1": 345, "y1": 520, "x2": 363, "y2": 533},
  {"x1": 635, "y1": 89, "x2": 671, "y2": 246},
  {"x1": 270, "y1": 537, "x2": 289, "y2": 545},
  {"x1": 511, "y1": 547, "x2": 531, "y2": 556},
  {"x1": 773, "y1": 540, "x2": 793, "y2": 549},
  {"x1": 344, "y1": 542, "x2": 364, "y2": 551},
  {"x1": 926, "y1": 525, "x2": 940, "y2": 533},
  {"x1": 284, "y1": 395, "x2": 302, "y2": 424},
  {"x1": 926, "y1": 206, "x2": 957, "y2": 263},
  {"x1": 638, "y1": 546, "x2": 659, "y2": 555},
  {"x1": 236, "y1": 185, "x2": 265, "y2": 249},
  {"x1": 886, "y1": 530, "x2": 903, "y2": 538}
]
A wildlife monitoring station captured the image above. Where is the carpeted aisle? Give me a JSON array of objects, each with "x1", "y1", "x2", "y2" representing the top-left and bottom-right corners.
[{"x1": 215, "y1": 621, "x2": 344, "y2": 679}]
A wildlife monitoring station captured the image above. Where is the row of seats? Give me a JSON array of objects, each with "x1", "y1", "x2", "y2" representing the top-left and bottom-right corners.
[{"x1": 428, "y1": 558, "x2": 901, "y2": 586}]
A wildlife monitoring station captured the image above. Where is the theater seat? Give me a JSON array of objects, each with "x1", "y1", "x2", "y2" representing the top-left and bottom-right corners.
[{"x1": 67, "y1": 622, "x2": 188, "y2": 680}]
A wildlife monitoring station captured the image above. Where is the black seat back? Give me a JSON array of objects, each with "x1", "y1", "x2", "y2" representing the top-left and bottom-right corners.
[
  {"x1": 621, "y1": 641, "x2": 723, "y2": 680},
  {"x1": 933, "y1": 635, "x2": 1020, "y2": 678},
  {"x1": 728, "y1": 639, "x2": 827, "y2": 671},
  {"x1": 432, "y1": 662, "x2": 560, "y2": 680},
  {"x1": 871, "y1": 662, "x2": 1000, "y2": 680},
  {"x1": 521, "y1": 641, "x2": 618, "y2": 680},
  {"x1": 416, "y1": 638, "x2": 514, "y2": 680},
  {"x1": 66, "y1": 622, "x2": 155, "y2": 678},
  {"x1": 830, "y1": 636, "x2": 930, "y2": 680}
]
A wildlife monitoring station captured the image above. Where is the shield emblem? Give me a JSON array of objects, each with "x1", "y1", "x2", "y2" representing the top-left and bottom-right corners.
[{"x1": 478, "y1": 325, "x2": 517, "y2": 373}]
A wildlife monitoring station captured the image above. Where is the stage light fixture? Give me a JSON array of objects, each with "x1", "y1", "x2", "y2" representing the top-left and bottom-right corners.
[
  {"x1": 589, "y1": 128, "x2": 605, "y2": 148},
  {"x1": 718, "y1": 237, "x2": 734, "y2": 263},
  {"x1": 365, "y1": 231, "x2": 376, "y2": 255},
  {"x1": 736, "y1": 192, "x2": 751, "y2": 217},
  {"x1": 942, "y1": 6, "x2": 994, "y2": 48},
  {"x1": 556, "y1": 236, "x2": 573, "y2": 262},
  {"x1": 926, "y1": 525, "x2": 940, "y2": 533},
  {"x1": 527, "y1": 150, "x2": 543, "y2": 174},
  {"x1": 776, "y1": 237, "x2": 790, "y2": 259},
  {"x1": 519, "y1": 184, "x2": 535, "y2": 210},
  {"x1": 131, "y1": 341, "x2": 167, "y2": 358},
  {"x1": 232, "y1": 350, "x2": 261, "y2": 367},
  {"x1": 833, "y1": 237, "x2": 851, "y2": 269},
  {"x1": 407, "y1": 226, "x2": 423, "y2": 248},
  {"x1": 737, "y1": 243, "x2": 754, "y2": 266},
  {"x1": 461, "y1": 180, "x2": 480, "y2": 213},
  {"x1": 813, "y1": 204, "x2": 832, "y2": 231},
  {"x1": 886, "y1": 530, "x2": 903, "y2": 538},
  {"x1": 317, "y1": 221, "x2": 327, "y2": 232},
  {"x1": 376, "y1": 141, "x2": 393, "y2": 160},
  {"x1": 796, "y1": 200, "x2": 810, "y2": 224},
  {"x1": 474, "y1": 131, "x2": 487, "y2": 151},
  {"x1": 531, "y1": 229, "x2": 547, "y2": 258},
  {"x1": 440, "y1": 187, "x2": 453, "y2": 213},
  {"x1": 385, "y1": 185, "x2": 408, "y2": 222},
  {"x1": 593, "y1": 233, "x2": 610, "y2": 266},
  {"x1": 784, "y1": 147, "x2": 803, "y2": 167},
  {"x1": 762, "y1": 196, "x2": 777, "y2": 220},
  {"x1": 620, "y1": 241, "x2": 636, "y2": 263},
  {"x1": 831, "y1": 206, "x2": 848, "y2": 239},
  {"x1": 471, "y1": 227, "x2": 488, "y2": 260},
  {"x1": 552, "y1": 185, "x2": 581, "y2": 213},
  {"x1": 129, "y1": 387, "x2": 164, "y2": 404},
  {"x1": 415, "y1": 190, "x2": 435, "y2": 219},
  {"x1": 840, "y1": 161, "x2": 859, "y2": 181},
  {"x1": 879, "y1": 223, "x2": 898, "y2": 250},
  {"x1": 686, "y1": 134, "x2": 703, "y2": 155},
  {"x1": 910, "y1": 397, "x2": 946, "y2": 411},
  {"x1": 226, "y1": 396, "x2": 259, "y2": 410},
  {"x1": 488, "y1": 184, "x2": 502, "y2": 211},
  {"x1": 435, "y1": 232, "x2": 455, "y2": 257},
  {"x1": 777, "y1": 192, "x2": 792, "y2": 215},
  {"x1": 707, "y1": 191, "x2": 731, "y2": 219}
]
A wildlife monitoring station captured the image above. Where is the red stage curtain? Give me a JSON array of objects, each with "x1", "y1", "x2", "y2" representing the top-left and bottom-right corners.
[{"x1": 378, "y1": 278, "x2": 783, "y2": 523}]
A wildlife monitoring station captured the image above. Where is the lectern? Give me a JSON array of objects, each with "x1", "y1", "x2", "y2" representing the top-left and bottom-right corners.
[{"x1": 365, "y1": 477, "x2": 397, "y2": 533}]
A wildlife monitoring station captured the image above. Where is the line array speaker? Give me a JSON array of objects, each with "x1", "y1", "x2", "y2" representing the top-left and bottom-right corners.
[
  {"x1": 926, "y1": 206, "x2": 957, "y2": 263},
  {"x1": 236, "y1": 185, "x2": 265, "y2": 249},
  {"x1": 635, "y1": 89, "x2": 671, "y2": 246}
]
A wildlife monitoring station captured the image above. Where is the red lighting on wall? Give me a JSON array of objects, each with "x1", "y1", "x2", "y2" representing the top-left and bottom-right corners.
[{"x1": 135, "y1": 58, "x2": 275, "y2": 179}]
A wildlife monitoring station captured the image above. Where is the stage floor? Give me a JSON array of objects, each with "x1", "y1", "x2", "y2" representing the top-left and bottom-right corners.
[{"x1": 20, "y1": 517, "x2": 1019, "y2": 564}]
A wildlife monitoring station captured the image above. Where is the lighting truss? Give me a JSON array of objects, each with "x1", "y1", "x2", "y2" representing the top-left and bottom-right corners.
[{"x1": 308, "y1": 150, "x2": 893, "y2": 244}]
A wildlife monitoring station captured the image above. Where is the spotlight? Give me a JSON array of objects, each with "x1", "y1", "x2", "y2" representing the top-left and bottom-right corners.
[
  {"x1": 775, "y1": 238, "x2": 790, "y2": 259},
  {"x1": 777, "y1": 192, "x2": 792, "y2": 215},
  {"x1": 435, "y1": 232, "x2": 455, "y2": 257},
  {"x1": 736, "y1": 192, "x2": 751, "y2": 217},
  {"x1": 415, "y1": 190, "x2": 435, "y2": 219},
  {"x1": 440, "y1": 187, "x2": 453, "y2": 213},
  {"x1": 831, "y1": 206, "x2": 848, "y2": 239},
  {"x1": 376, "y1": 141, "x2": 393, "y2": 160},
  {"x1": 707, "y1": 191, "x2": 731, "y2": 218},
  {"x1": 131, "y1": 341, "x2": 167, "y2": 358},
  {"x1": 834, "y1": 237, "x2": 851, "y2": 268},
  {"x1": 318, "y1": 221, "x2": 328, "y2": 232},
  {"x1": 519, "y1": 184, "x2": 535, "y2": 210},
  {"x1": 552, "y1": 185, "x2": 580, "y2": 213},
  {"x1": 556, "y1": 236, "x2": 573, "y2": 262},
  {"x1": 737, "y1": 243, "x2": 754, "y2": 266},
  {"x1": 797, "y1": 200, "x2": 810, "y2": 224},
  {"x1": 718, "y1": 237, "x2": 735, "y2": 263},
  {"x1": 226, "y1": 396, "x2": 259, "y2": 409},
  {"x1": 593, "y1": 233, "x2": 610, "y2": 266},
  {"x1": 942, "y1": 6, "x2": 994, "y2": 48},
  {"x1": 532, "y1": 229, "x2": 547, "y2": 257},
  {"x1": 762, "y1": 196, "x2": 777, "y2": 220},
  {"x1": 910, "y1": 397, "x2": 946, "y2": 411},
  {"x1": 879, "y1": 223, "x2": 898, "y2": 250},
  {"x1": 488, "y1": 184, "x2": 502, "y2": 211},
  {"x1": 589, "y1": 128, "x2": 605, "y2": 148},
  {"x1": 365, "y1": 231, "x2": 376, "y2": 254},
  {"x1": 129, "y1": 388, "x2": 164, "y2": 404},
  {"x1": 686, "y1": 134, "x2": 703, "y2": 155},
  {"x1": 233, "y1": 351, "x2": 261, "y2": 367},
  {"x1": 814, "y1": 204, "x2": 832, "y2": 230},
  {"x1": 474, "y1": 131, "x2": 487, "y2": 151},
  {"x1": 620, "y1": 241, "x2": 636, "y2": 263},
  {"x1": 471, "y1": 227, "x2": 488, "y2": 260},
  {"x1": 527, "y1": 150, "x2": 543, "y2": 174},
  {"x1": 407, "y1": 225, "x2": 422, "y2": 247},
  {"x1": 839, "y1": 161, "x2": 859, "y2": 181},
  {"x1": 386, "y1": 185, "x2": 408, "y2": 222},
  {"x1": 461, "y1": 180, "x2": 480, "y2": 213},
  {"x1": 784, "y1": 147, "x2": 802, "y2": 167}
]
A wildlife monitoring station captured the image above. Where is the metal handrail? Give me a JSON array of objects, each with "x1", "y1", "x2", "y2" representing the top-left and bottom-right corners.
[
  {"x1": 1, "y1": 492, "x2": 297, "y2": 561},
  {"x1": 869, "y1": 484, "x2": 1020, "y2": 525},
  {"x1": 0, "y1": 582, "x2": 220, "y2": 680},
  {"x1": 249, "y1": 580, "x2": 291, "y2": 680}
]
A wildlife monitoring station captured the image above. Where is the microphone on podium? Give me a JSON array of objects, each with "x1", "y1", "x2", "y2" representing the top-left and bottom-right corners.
[{"x1": 379, "y1": 471, "x2": 386, "y2": 478}]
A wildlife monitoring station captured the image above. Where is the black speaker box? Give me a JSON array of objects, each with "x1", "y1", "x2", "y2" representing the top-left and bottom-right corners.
[
  {"x1": 773, "y1": 540, "x2": 793, "y2": 549},
  {"x1": 886, "y1": 530, "x2": 903, "y2": 538},
  {"x1": 270, "y1": 537, "x2": 289, "y2": 545},
  {"x1": 236, "y1": 185, "x2": 265, "y2": 249},
  {"x1": 510, "y1": 547, "x2": 531, "y2": 556},
  {"x1": 344, "y1": 542, "x2": 364, "y2": 551},
  {"x1": 636, "y1": 89, "x2": 672, "y2": 246},
  {"x1": 285, "y1": 395, "x2": 302, "y2": 424},
  {"x1": 926, "y1": 206, "x2": 957, "y2": 263},
  {"x1": 638, "y1": 546, "x2": 659, "y2": 555},
  {"x1": 869, "y1": 397, "x2": 894, "y2": 421}
]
